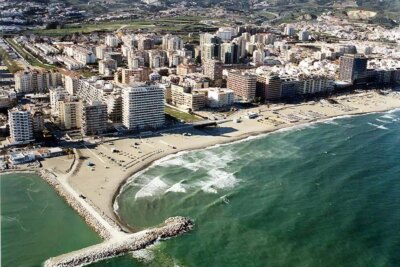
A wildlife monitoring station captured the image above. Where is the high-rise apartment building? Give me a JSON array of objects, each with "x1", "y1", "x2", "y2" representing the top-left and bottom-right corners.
[
  {"x1": 99, "y1": 59, "x2": 117, "y2": 75},
  {"x1": 170, "y1": 84, "x2": 206, "y2": 111},
  {"x1": 203, "y1": 59, "x2": 223, "y2": 83},
  {"x1": 256, "y1": 74, "x2": 282, "y2": 100},
  {"x1": 138, "y1": 37, "x2": 154, "y2": 50},
  {"x1": 49, "y1": 87, "x2": 69, "y2": 113},
  {"x1": 105, "y1": 35, "x2": 119, "y2": 48},
  {"x1": 339, "y1": 54, "x2": 368, "y2": 83},
  {"x1": 162, "y1": 34, "x2": 184, "y2": 51},
  {"x1": 284, "y1": 25, "x2": 295, "y2": 36},
  {"x1": 81, "y1": 101, "x2": 108, "y2": 136},
  {"x1": 58, "y1": 98, "x2": 82, "y2": 130},
  {"x1": 15, "y1": 69, "x2": 62, "y2": 93},
  {"x1": 8, "y1": 107, "x2": 34, "y2": 145},
  {"x1": 227, "y1": 71, "x2": 257, "y2": 102},
  {"x1": 200, "y1": 34, "x2": 221, "y2": 62},
  {"x1": 122, "y1": 83, "x2": 165, "y2": 130},
  {"x1": 119, "y1": 68, "x2": 150, "y2": 84}
]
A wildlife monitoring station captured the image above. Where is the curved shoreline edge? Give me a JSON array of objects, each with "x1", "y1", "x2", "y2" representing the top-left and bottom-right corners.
[
  {"x1": 2, "y1": 106, "x2": 399, "y2": 239},
  {"x1": 1, "y1": 101, "x2": 399, "y2": 266},
  {"x1": 111, "y1": 106, "x2": 400, "y2": 226}
]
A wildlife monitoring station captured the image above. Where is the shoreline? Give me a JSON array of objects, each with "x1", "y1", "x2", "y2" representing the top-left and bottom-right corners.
[
  {"x1": 4, "y1": 91, "x2": 399, "y2": 239},
  {"x1": 2, "y1": 91, "x2": 400, "y2": 266},
  {"x1": 111, "y1": 105, "x2": 400, "y2": 230}
]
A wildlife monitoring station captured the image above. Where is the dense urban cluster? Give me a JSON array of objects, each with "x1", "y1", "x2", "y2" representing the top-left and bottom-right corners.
[
  {"x1": 0, "y1": 12, "x2": 399, "y2": 160},
  {"x1": 0, "y1": 0, "x2": 86, "y2": 32}
]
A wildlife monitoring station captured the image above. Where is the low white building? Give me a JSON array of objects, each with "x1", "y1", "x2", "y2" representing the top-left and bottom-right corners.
[
  {"x1": 9, "y1": 152, "x2": 36, "y2": 165},
  {"x1": 207, "y1": 88, "x2": 235, "y2": 108}
]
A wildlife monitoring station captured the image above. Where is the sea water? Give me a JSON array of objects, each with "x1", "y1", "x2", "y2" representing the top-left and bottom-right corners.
[
  {"x1": 0, "y1": 173, "x2": 101, "y2": 267},
  {"x1": 109, "y1": 110, "x2": 400, "y2": 267},
  {"x1": 2, "y1": 110, "x2": 400, "y2": 267}
]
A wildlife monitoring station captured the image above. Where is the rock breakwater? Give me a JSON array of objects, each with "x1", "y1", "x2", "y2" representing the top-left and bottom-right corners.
[
  {"x1": 40, "y1": 170, "x2": 117, "y2": 239},
  {"x1": 44, "y1": 216, "x2": 194, "y2": 267}
]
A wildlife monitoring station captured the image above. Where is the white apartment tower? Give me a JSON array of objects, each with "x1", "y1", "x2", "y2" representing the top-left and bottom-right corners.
[
  {"x1": 162, "y1": 34, "x2": 184, "y2": 51},
  {"x1": 14, "y1": 71, "x2": 32, "y2": 93},
  {"x1": 105, "y1": 35, "x2": 119, "y2": 48},
  {"x1": 8, "y1": 108, "x2": 34, "y2": 144},
  {"x1": 122, "y1": 83, "x2": 165, "y2": 130}
]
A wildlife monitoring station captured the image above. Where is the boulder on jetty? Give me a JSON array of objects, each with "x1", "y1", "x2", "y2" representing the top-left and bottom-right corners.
[{"x1": 44, "y1": 216, "x2": 194, "y2": 267}]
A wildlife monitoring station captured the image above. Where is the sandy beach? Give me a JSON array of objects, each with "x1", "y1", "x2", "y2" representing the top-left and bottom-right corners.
[{"x1": 41, "y1": 90, "x2": 400, "y2": 233}]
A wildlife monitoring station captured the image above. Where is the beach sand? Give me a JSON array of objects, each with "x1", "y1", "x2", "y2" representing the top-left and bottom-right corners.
[{"x1": 41, "y1": 91, "x2": 400, "y2": 232}]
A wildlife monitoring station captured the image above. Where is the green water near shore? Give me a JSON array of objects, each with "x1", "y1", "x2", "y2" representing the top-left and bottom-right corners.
[
  {"x1": 113, "y1": 110, "x2": 400, "y2": 267},
  {"x1": 1, "y1": 173, "x2": 101, "y2": 267},
  {"x1": 2, "y1": 110, "x2": 400, "y2": 267}
]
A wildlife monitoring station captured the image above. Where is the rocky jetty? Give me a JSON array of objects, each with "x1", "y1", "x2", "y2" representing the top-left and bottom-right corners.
[
  {"x1": 40, "y1": 170, "x2": 116, "y2": 239},
  {"x1": 44, "y1": 216, "x2": 194, "y2": 267}
]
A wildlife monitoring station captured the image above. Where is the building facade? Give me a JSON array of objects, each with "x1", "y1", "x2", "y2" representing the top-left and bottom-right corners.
[
  {"x1": 81, "y1": 101, "x2": 108, "y2": 136},
  {"x1": 58, "y1": 99, "x2": 82, "y2": 130},
  {"x1": 122, "y1": 84, "x2": 165, "y2": 130},
  {"x1": 227, "y1": 71, "x2": 257, "y2": 102},
  {"x1": 339, "y1": 54, "x2": 368, "y2": 83},
  {"x1": 8, "y1": 108, "x2": 34, "y2": 145}
]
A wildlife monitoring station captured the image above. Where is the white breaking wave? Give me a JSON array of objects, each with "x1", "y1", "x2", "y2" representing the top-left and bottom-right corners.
[
  {"x1": 165, "y1": 181, "x2": 187, "y2": 193},
  {"x1": 376, "y1": 118, "x2": 391, "y2": 124},
  {"x1": 368, "y1": 122, "x2": 389, "y2": 130},
  {"x1": 387, "y1": 108, "x2": 400, "y2": 114},
  {"x1": 381, "y1": 114, "x2": 394, "y2": 119},
  {"x1": 158, "y1": 156, "x2": 200, "y2": 171},
  {"x1": 323, "y1": 120, "x2": 339, "y2": 125},
  {"x1": 130, "y1": 249, "x2": 155, "y2": 263},
  {"x1": 158, "y1": 148, "x2": 238, "y2": 173},
  {"x1": 113, "y1": 200, "x2": 119, "y2": 212},
  {"x1": 381, "y1": 114, "x2": 399, "y2": 122},
  {"x1": 118, "y1": 109, "x2": 400, "y2": 204},
  {"x1": 198, "y1": 169, "x2": 239, "y2": 194},
  {"x1": 135, "y1": 177, "x2": 169, "y2": 199}
]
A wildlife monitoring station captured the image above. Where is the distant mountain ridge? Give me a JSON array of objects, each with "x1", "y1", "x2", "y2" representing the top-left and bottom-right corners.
[{"x1": 25, "y1": 0, "x2": 400, "y2": 12}]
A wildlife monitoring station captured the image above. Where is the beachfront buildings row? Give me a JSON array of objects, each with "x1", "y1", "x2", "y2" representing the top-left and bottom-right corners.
[
  {"x1": 225, "y1": 70, "x2": 335, "y2": 103},
  {"x1": 167, "y1": 84, "x2": 234, "y2": 111},
  {"x1": 8, "y1": 81, "x2": 166, "y2": 144},
  {"x1": 52, "y1": 81, "x2": 166, "y2": 132}
]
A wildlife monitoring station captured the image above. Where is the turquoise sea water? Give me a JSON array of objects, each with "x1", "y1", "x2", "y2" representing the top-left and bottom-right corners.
[{"x1": 2, "y1": 110, "x2": 400, "y2": 267}]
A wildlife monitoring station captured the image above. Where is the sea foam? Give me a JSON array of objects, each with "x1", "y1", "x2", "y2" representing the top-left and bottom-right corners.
[
  {"x1": 368, "y1": 122, "x2": 389, "y2": 130},
  {"x1": 198, "y1": 169, "x2": 239, "y2": 194},
  {"x1": 135, "y1": 177, "x2": 169, "y2": 199},
  {"x1": 376, "y1": 118, "x2": 391, "y2": 124},
  {"x1": 165, "y1": 181, "x2": 187, "y2": 193}
]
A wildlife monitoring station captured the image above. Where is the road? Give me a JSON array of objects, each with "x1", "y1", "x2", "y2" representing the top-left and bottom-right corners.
[{"x1": 3, "y1": 37, "x2": 31, "y2": 67}]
